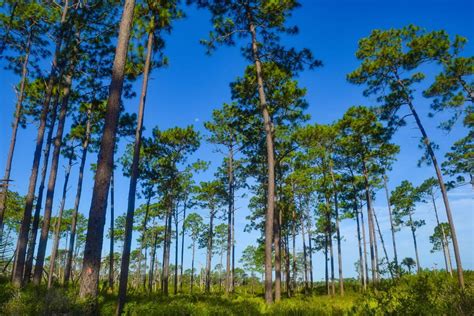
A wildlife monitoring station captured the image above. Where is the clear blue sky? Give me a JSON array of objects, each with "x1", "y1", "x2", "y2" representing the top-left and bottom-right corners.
[{"x1": 1, "y1": 0, "x2": 473, "y2": 280}]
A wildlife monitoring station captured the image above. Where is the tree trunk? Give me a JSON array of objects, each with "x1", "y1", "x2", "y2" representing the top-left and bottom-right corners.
[
  {"x1": 174, "y1": 212, "x2": 179, "y2": 295},
  {"x1": 306, "y1": 213, "x2": 313, "y2": 290},
  {"x1": 0, "y1": 32, "x2": 31, "y2": 238},
  {"x1": 291, "y1": 210, "x2": 297, "y2": 295},
  {"x1": 162, "y1": 206, "x2": 172, "y2": 295},
  {"x1": 285, "y1": 233, "x2": 291, "y2": 297},
  {"x1": 191, "y1": 240, "x2": 195, "y2": 293},
  {"x1": 48, "y1": 155, "x2": 73, "y2": 288},
  {"x1": 64, "y1": 108, "x2": 91, "y2": 284},
  {"x1": 148, "y1": 230, "x2": 158, "y2": 292},
  {"x1": 180, "y1": 200, "x2": 187, "y2": 292},
  {"x1": 12, "y1": 0, "x2": 69, "y2": 286},
  {"x1": 79, "y1": 0, "x2": 136, "y2": 300},
  {"x1": 24, "y1": 93, "x2": 60, "y2": 283},
  {"x1": 409, "y1": 213, "x2": 421, "y2": 273},
  {"x1": 360, "y1": 204, "x2": 369, "y2": 288},
  {"x1": 355, "y1": 203, "x2": 366, "y2": 290},
  {"x1": 274, "y1": 202, "x2": 281, "y2": 300},
  {"x1": 109, "y1": 173, "x2": 115, "y2": 290},
  {"x1": 397, "y1": 75, "x2": 464, "y2": 287},
  {"x1": 249, "y1": 17, "x2": 275, "y2": 304},
  {"x1": 300, "y1": 212, "x2": 308, "y2": 294},
  {"x1": 226, "y1": 146, "x2": 234, "y2": 294},
  {"x1": 362, "y1": 161, "x2": 378, "y2": 284},
  {"x1": 431, "y1": 193, "x2": 453, "y2": 275},
  {"x1": 373, "y1": 207, "x2": 393, "y2": 278},
  {"x1": 205, "y1": 207, "x2": 214, "y2": 293},
  {"x1": 140, "y1": 196, "x2": 151, "y2": 290},
  {"x1": 33, "y1": 70, "x2": 73, "y2": 285},
  {"x1": 115, "y1": 29, "x2": 152, "y2": 315},
  {"x1": 330, "y1": 166, "x2": 344, "y2": 295},
  {"x1": 231, "y1": 192, "x2": 235, "y2": 292},
  {"x1": 325, "y1": 196, "x2": 335, "y2": 295},
  {"x1": 384, "y1": 175, "x2": 399, "y2": 277}
]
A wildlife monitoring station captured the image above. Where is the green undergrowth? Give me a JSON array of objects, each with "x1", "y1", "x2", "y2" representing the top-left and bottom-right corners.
[{"x1": 0, "y1": 272, "x2": 473, "y2": 315}]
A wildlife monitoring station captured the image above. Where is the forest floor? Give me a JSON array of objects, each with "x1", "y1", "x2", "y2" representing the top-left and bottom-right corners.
[{"x1": 0, "y1": 271, "x2": 473, "y2": 315}]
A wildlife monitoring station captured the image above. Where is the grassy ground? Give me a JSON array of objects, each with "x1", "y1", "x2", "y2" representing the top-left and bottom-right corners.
[{"x1": 0, "y1": 271, "x2": 473, "y2": 315}]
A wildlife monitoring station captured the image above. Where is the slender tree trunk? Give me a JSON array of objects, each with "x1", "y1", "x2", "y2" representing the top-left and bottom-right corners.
[
  {"x1": 360, "y1": 204, "x2": 369, "y2": 288},
  {"x1": 24, "y1": 93, "x2": 60, "y2": 283},
  {"x1": 431, "y1": 193, "x2": 452, "y2": 275},
  {"x1": 79, "y1": 0, "x2": 136, "y2": 300},
  {"x1": 180, "y1": 200, "x2": 187, "y2": 292},
  {"x1": 384, "y1": 175, "x2": 399, "y2": 277},
  {"x1": 64, "y1": 109, "x2": 91, "y2": 284},
  {"x1": 48, "y1": 155, "x2": 73, "y2": 288},
  {"x1": 362, "y1": 161, "x2": 378, "y2": 284},
  {"x1": 231, "y1": 194, "x2": 235, "y2": 292},
  {"x1": 162, "y1": 206, "x2": 172, "y2": 295},
  {"x1": 205, "y1": 207, "x2": 214, "y2": 293},
  {"x1": 109, "y1": 173, "x2": 115, "y2": 290},
  {"x1": 300, "y1": 213, "x2": 308, "y2": 294},
  {"x1": 373, "y1": 207, "x2": 393, "y2": 278},
  {"x1": 249, "y1": 17, "x2": 275, "y2": 304},
  {"x1": 355, "y1": 204, "x2": 366, "y2": 290},
  {"x1": 148, "y1": 231, "x2": 158, "y2": 292},
  {"x1": 191, "y1": 240, "x2": 195, "y2": 293},
  {"x1": 330, "y1": 167, "x2": 344, "y2": 295},
  {"x1": 306, "y1": 213, "x2": 313, "y2": 290},
  {"x1": 325, "y1": 196, "x2": 335, "y2": 295},
  {"x1": 409, "y1": 213, "x2": 421, "y2": 273},
  {"x1": 12, "y1": 1, "x2": 69, "y2": 286},
  {"x1": 274, "y1": 203, "x2": 281, "y2": 300},
  {"x1": 174, "y1": 212, "x2": 179, "y2": 295},
  {"x1": 291, "y1": 211, "x2": 297, "y2": 294},
  {"x1": 33, "y1": 70, "x2": 73, "y2": 285},
  {"x1": 285, "y1": 233, "x2": 291, "y2": 297},
  {"x1": 226, "y1": 146, "x2": 234, "y2": 294},
  {"x1": 0, "y1": 33, "x2": 31, "y2": 238},
  {"x1": 397, "y1": 75, "x2": 464, "y2": 287},
  {"x1": 115, "y1": 29, "x2": 152, "y2": 315},
  {"x1": 140, "y1": 196, "x2": 151, "y2": 290},
  {"x1": 325, "y1": 231, "x2": 329, "y2": 295}
]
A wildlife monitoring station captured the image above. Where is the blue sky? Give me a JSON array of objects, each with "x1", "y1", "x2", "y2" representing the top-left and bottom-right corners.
[{"x1": 1, "y1": 0, "x2": 473, "y2": 280}]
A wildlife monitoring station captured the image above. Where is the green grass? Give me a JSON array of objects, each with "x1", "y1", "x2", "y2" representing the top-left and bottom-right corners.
[{"x1": 0, "y1": 272, "x2": 473, "y2": 315}]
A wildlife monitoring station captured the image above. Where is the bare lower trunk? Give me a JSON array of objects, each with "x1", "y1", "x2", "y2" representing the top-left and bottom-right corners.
[
  {"x1": 180, "y1": 201, "x2": 187, "y2": 292},
  {"x1": 64, "y1": 109, "x2": 91, "y2": 284},
  {"x1": 33, "y1": 72, "x2": 72, "y2": 285},
  {"x1": 274, "y1": 204, "x2": 281, "y2": 300},
  {"x1": 24, "y1": 94, "x2": 60, "y2": 282},
  {"x1": 0, "y1": 33, "x2": 31, "y2": 238},
  {"x1": 300, "y1": 213, "x2": 308, "y2": 294},
  {"x1": 174, "y1": 213, "x2": 178, "y2": 295},
  {"x1": 384, "y1": 175, "x2": 399, "y2": 277},
  {"x1": 397, "y1": 75, "x2": 464, "y2": 287},
  {"x1": 162, "y1": 207, "x2": 172, "y2": 295},
  {"x1": 249, "y1": 17, "x2": 275, "y2": 304},
  {"x1": 205, "y1": 208, "x2": 214, "y2": 293},
  {"x1": 306, "y1": 213, "x2": 313, "y2": 290},
  {"x1": 330, "y1": 167, "x2": 344, "y2": 296},
  {"x1": 48, "y1": 156, "x2": 73, "y2": 288},
  {"x1": 226, "y1": 147, "x2": 234, "y2": 294},
  {"x1": 409, "y1": 213, "x2": 421, "y2": 273},
  {"x1": 190, "y1": 241, "x2": 195, "y2": 293},
  {"x1": 148, "y1": 230, "x2": 158, "y2": 292},
  {"x1": 360, "y1": 205, "x2": 369, "y2": 288},
  {"x1": 115, "y1": 29, "x2": 152, "y2": 315},
  {"x1": 355, "y1": 204, "x2": 365, "y2": 290},
  {"x1": 108, "y1": 173, "x2": 115, "y2": 290},
  {"x1": 373, "y1": 207, "x2": 392, "y2": 278},
  {"x1": 79, "y1": 0, "x2": 136, "y2": 301},
  {"x1": 363, "y1": 161, "x2": 378, "y2": 284},
  {"x1": 431, "y1": 194, "x2": 452, "y2": 275}
]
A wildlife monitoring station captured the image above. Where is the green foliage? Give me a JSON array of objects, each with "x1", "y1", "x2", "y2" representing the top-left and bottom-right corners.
[{"x1": 354, "y1": 271, "x2": 474, "y2": 315}]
